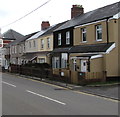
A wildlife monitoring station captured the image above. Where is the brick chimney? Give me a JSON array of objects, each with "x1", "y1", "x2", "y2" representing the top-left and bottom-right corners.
[
  {"x1": 71, "y1": 5, "x2": 84, "y2": 19},
  {"x1": 41, "y1": 21, "x2": 50, "y2": 30}
]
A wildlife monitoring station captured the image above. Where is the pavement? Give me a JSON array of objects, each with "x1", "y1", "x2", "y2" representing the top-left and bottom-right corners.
[{"x1": 13, "y1": 73, "x2": 120, "y2": 101}]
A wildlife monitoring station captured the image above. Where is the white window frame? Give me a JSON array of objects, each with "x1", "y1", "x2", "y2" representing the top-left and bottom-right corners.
[
  {"x1": 15, "y1": 46, "x2": 17, "y2": 54},
  {"x1": 61, "y1": 53, "x2": 68, "y2": 68},
  {"x1": 33, "y1": 40, "x2": 36, "y2": 47},
  {"x1": 23, "y1": 44, "x2": 25, "y2": 53},
  {"x1": 29, "y1": 41, "x2": 31, "y2": 48},
  {"x1": 19, "y1": 45, "x2": 22, "y2": 53},
  {"x1": 39, "y1": 58, "x2": 45, "y2": 63},
  {"x1": 41, "y1": 39, "x2": 44, "y2": 49},
  {"x1": 52, "y1": 57, "x2": 60, "y2": 69},
  {"x1": 96, "y1": 24, "x2": 102, "y2": 41},
  {"x1": 47, "y1": 38, "x2": 50, "y2": 48},
  {"x1": 12, "y1": 46, "x2": 14, "y2": 54},
  {"x1": 81, "y1": 28, "x2": 87, "y2": 42},
  {"x1": 58, "y1": 33, "x2": 61, "y2": 46},
  {"x1": 66, "y1": 31, "x2": 70, "y2": 45}
]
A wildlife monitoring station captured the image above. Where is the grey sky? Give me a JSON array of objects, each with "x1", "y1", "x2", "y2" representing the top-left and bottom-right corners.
[{"x1": 0, "y1": 0, "x2": 119, "y2": 35}]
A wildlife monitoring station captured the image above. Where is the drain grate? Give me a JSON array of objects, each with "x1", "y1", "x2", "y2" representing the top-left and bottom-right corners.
[{"x1": 54, "y1": 88, "x2": 65, "y2": 90}]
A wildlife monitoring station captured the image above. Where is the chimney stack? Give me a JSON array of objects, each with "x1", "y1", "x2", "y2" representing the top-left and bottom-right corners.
[
  {"x1": 71, "y1": 5, "x2": 84, "y2": 19},
  {"x1": 41, "y1": 21, "x2": 50, "y2": 30}
]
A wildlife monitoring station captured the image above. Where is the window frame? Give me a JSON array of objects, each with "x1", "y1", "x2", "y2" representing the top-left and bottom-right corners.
[
  {"x1": 33, "y1": 40, "x2": 36, "y2": 47},
  {"x1": 66, "y1": 31, "x2": 70, "y2": 45},
  {"x1": 61, "y1": 53, "x2": 68, "y2": 68},
  {"x1": 14, "y1": 46, "x2": 17, "y2": 54},
  {"x1": 39, "y1": 58, "x2": 45, "y2": 63},
  {"x1": 47, "y1": 38, "x2": 50, "y2": 49},
  {"x1": 41, "y1": 39, "x2": 44, "y2": 49},
  {"x1": 19, "y1": 45, "x2": 22, "y2": 54},
  {"x1": 96, "y1": 24, "x2": 102, "y2": 41},
  {"x1": 58, "y1": 33, "x2": 61, "y2": 46},
  {"x1": 29, "y1": 41, "x2": 31, "y2": 48},
  {"x1": 81, "y1": 28, "x2": 87, "y2": 42}
]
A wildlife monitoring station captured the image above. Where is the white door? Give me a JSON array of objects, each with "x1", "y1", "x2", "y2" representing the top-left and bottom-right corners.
[{"x1": 81, "y1": 60, "x2": 87, "y2": 72}]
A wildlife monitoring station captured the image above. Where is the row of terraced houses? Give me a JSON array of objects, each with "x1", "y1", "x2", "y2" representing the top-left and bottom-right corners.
[{"x1": 1, "y1": 2, "x2": 120, "y2": 84}]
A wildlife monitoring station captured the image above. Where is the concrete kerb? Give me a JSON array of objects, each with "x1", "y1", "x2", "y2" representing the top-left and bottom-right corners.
[{"x1": 4, "y1": 72, "x2": 119, "y2": 101}]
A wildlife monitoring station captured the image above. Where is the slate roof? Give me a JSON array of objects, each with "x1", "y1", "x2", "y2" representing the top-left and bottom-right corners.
[
  {"x1": 77, "y1": 54, "x2": 98, "y2": 57},
  {"x1": 55, "y1": 2, "x2": 120, "y2": 31},
  {"x1": 27, "y1": 21, "x2": 67, "y2": 40},
  {"x1": 6, "y1": 32, "x2": 38, "y2": 46},
  {"x1": 69, "y1": 42, "x2": 114, "y2": 53},
  {"x1": 20, "y1": 32, "x2": 39, "y2": 43},
  {"x1": 52, "y1": 42, "x2": 114, "y2": 53},
  {"x1": 52, "y1": 47, "x2": 72, "y2": 53},
  {"x1": 27, "y1": 30, "x2": 47, "y2": 40},
  {"x1": 2, "y1": 29, "x2": 24, "y2": 40}
]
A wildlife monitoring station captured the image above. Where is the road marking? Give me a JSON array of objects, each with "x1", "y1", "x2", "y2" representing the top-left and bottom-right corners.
[
  {"x1": 17, "y1": 75, "x2": 67, "y2": 90},
  {"x1": 26, "y1": 90, "x2": 66, "y2": 105},
  {"x1": 4, "y1": 73, "x2": 119, "y2": 103},
  {"x1": 2, "y1": 81, "x2": 16, "y2": 87},
  {"x1": 28, "y1": 78, "x2": 68, "y2": 90}
]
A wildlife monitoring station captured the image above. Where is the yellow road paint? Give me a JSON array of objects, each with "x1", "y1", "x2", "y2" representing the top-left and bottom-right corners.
[
  {"x1": 25, "y1": 77, "x2": 120, "y2": 103},
  {"x1": 17, "y1": 75, "x2": 68, "y2": 90},
  {"x1": 73, "y1": 90, "x2": 119, "y2": 103},
  {"x1": 6, "y1": 73, "x2": 119, "y2": 103}
]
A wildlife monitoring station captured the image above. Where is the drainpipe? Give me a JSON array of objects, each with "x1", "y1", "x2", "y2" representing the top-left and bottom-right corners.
[
  {"x1": 106, "y1": 18, "x2": 109, "y2": 44},
  {"x1": 87, "y1": 57, "x2": 91, "y2": 72}
]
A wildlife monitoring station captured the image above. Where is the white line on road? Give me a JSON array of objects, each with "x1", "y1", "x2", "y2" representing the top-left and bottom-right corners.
[
  {"x1": 2, "y1": 81, "x2": 16, "y2": 87},
  {"x1": 26, "y1": 90, "x2": 66, "y2": 105}
]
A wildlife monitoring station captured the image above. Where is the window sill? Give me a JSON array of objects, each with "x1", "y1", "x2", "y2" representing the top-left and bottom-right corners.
[
  {"x1": 96, "y1": 39, "x2": 102, "y2": 42},
  {"x1": 81, "y1": 41, "x2": 87, "y2": 43}
]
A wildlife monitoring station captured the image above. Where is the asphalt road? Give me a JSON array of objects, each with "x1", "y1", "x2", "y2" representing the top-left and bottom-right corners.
[{"x1": 2, "y1": 73, "x2": 119, "y2": 115}]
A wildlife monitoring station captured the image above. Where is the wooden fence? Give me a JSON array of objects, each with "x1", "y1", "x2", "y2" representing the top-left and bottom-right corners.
[
  {"x1": 9, "y1": 65, "x2": 106, "y2": 85},
  {"x1": 10, "y1": 65, "x2": 71, "y2": 84}
]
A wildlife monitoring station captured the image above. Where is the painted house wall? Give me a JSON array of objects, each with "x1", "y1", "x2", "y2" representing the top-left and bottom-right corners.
[
  {"x1": 38, "y1": 35, "x2": 53, "y2": 52},
  {"x1": 105, "y1": 19, "x2": 119, "y2": 77},
  {"x1": 54, "y1": 27, "x2": 73, "y2": 48},
  {"x1": 90, "y1": 57, "x2": 104, "y2": 72},
  {"x1": 74, "y1": 20, "x2": 108, "y2": 45},
  {"x1": 25, "y1": 39, "x2": 38, "y2": 53},
  {"x1": 25, "y1": 34, "x2": 53, "y2": 64},
  {"x1": 119, "y1": 18, "x2": 120, "y2": 76},
  {"x1": 73, "y1": 18, "x2": 120, "y2": 77},
  {"x1": 37, "y1": 34, "x2": 53, "y2": 64}
]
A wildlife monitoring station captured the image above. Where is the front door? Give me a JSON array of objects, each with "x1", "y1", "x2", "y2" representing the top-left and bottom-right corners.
[{"x1": 81, "y1": 60, "x2": 87, "y2": 72}]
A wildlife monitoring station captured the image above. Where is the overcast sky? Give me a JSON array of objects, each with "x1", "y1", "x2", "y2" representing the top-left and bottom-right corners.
[{"x1": 0, "y1": 0, "x2": 119, "y2": 35}]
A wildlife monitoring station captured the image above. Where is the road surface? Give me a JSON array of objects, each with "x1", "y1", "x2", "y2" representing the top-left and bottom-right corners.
[{"x1": 2, "y1": 73, "x2": 119, "y2": 115}]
